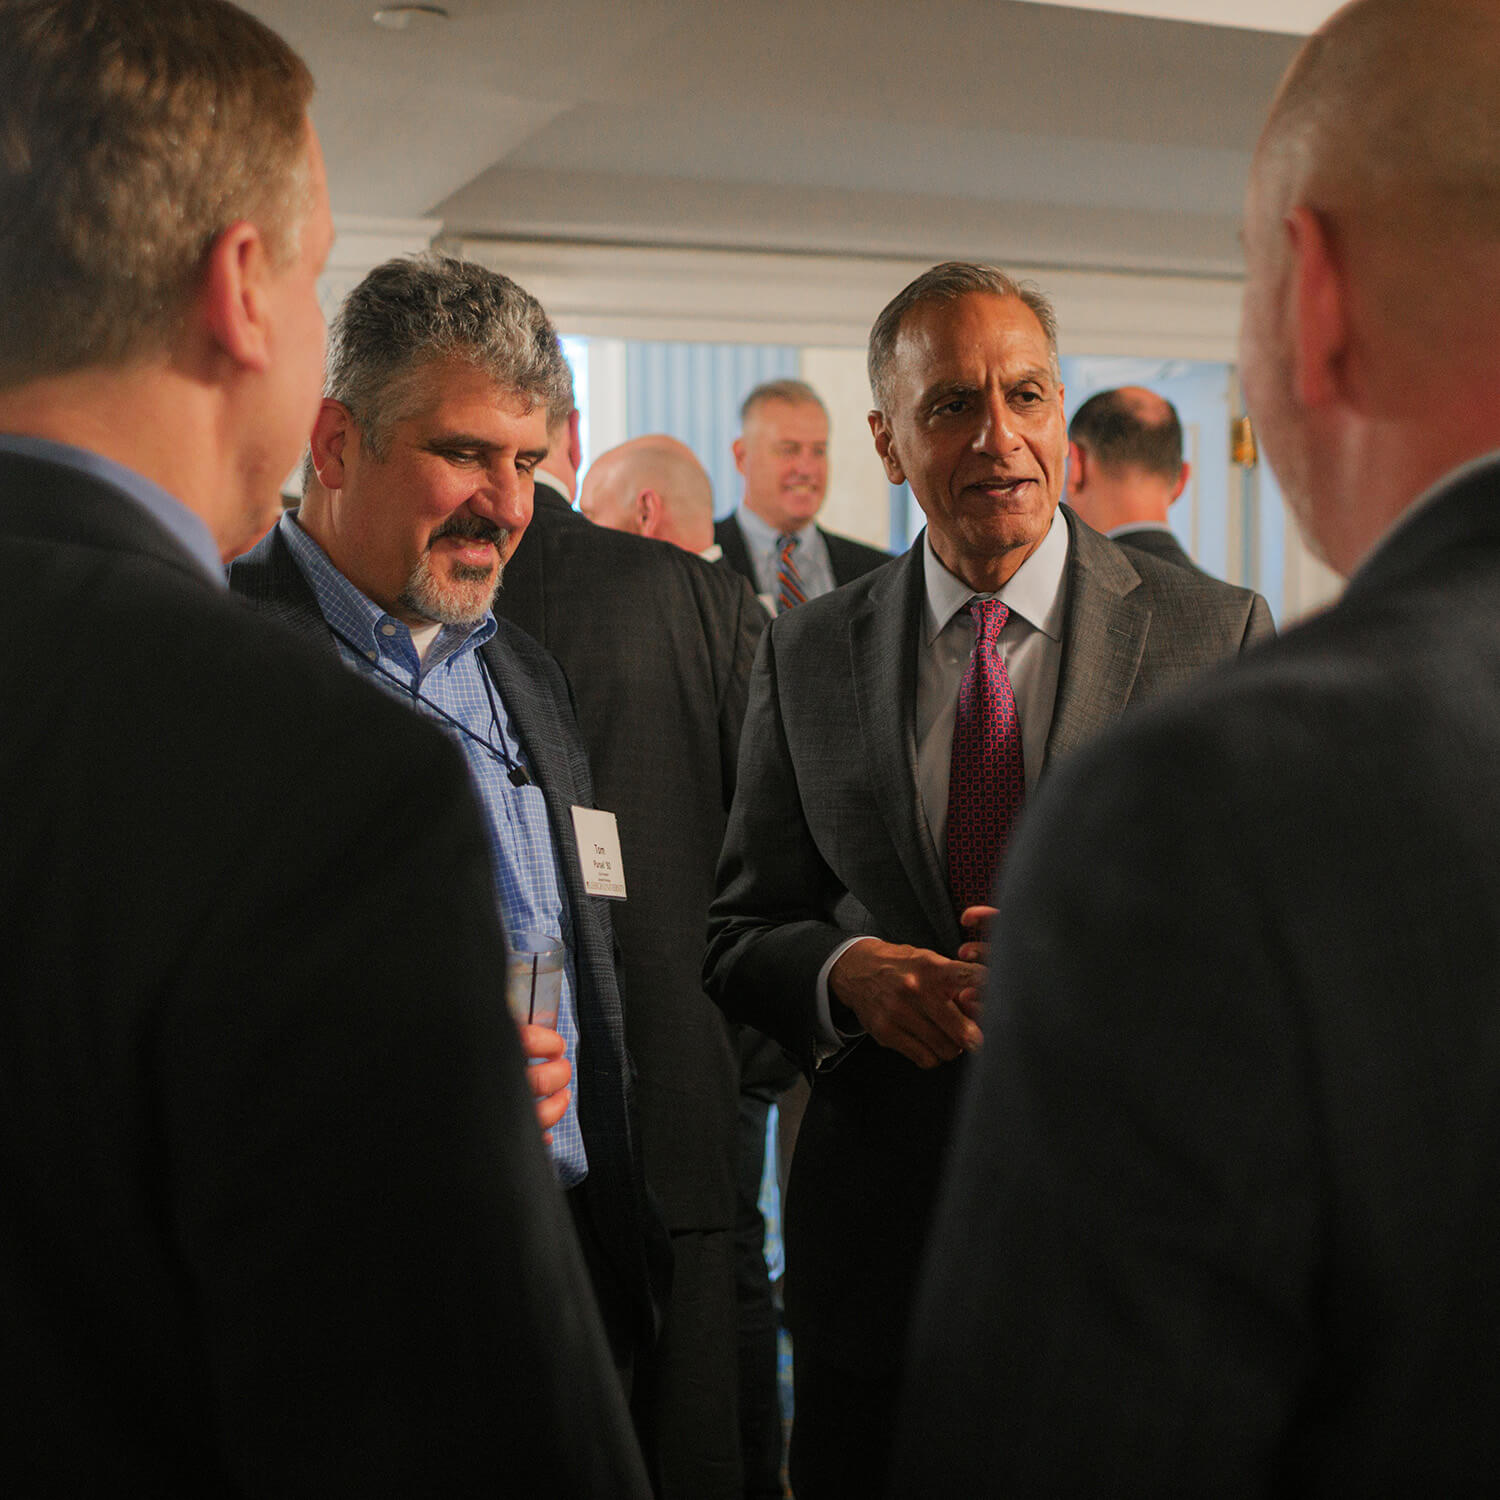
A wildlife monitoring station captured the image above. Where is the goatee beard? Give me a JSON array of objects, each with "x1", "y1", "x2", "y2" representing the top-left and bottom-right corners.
[{"x1": 396, "y1": 515, "x2": 509, "y2": 627}]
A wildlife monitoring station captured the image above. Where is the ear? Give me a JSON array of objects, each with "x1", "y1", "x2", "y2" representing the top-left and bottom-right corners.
[
  {"x1": 200, "y1": 221, "x2": 275, "y2": 371},
  {"x1": 637, "y1": 488, "x2": 663, "y2": 537},
  {"x1": 309, "y1": 400, "x2": 355, "y2": 491},
  {"x1": 731, "y1": 435, "x2": 748, "y2": 477},
  {"x1": 1170, "y1": 460, "x2": 1190, "y2": 503},
  {"x1": 567, "y1": 408, "x2": 583, "y2": 475},
  {"x1": 869, "y1": 410, "x2": 906, "y2": 485},
  {"x1": 1066, "y1": 441, "x2": 1087, "y2": 496},
  {"x1": 1285, "y1": 204, "x2": 1347, "y2": 409}
]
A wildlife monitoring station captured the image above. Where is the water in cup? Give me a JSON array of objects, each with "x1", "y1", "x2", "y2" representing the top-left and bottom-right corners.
[{"x1": 505, "y1": 932, "x2": 563, "y2": 1029}]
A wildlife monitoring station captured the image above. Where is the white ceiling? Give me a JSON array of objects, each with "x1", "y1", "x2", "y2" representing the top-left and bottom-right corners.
[
  {"x1": 244, "y1": 0, "x2": 1317, "y2": 278},
  {"x1": 1014, "y1": 0, "x2": 1338, "y2": 31}
]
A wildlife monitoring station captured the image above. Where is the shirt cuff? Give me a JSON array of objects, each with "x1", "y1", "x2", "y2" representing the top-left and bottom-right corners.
[{"x1": 814, "y1": 935, "x2": 877, "y2": 1059}]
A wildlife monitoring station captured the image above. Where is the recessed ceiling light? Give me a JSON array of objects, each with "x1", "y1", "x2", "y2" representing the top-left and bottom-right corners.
[{"x1": 372, "y1": 5, "x2": 449, "y2": 29}]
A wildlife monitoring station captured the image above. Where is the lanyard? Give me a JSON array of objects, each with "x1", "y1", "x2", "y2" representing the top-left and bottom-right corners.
[{"x1": 326, "y1": 620, "x2": 533, "y2": 788}]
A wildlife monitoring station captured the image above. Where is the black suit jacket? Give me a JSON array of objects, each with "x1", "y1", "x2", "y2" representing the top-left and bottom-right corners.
[
  {"x1": 495, "y1": 487, "x2": 766, "y2": 1232},
  {"x1": 892, "y1": 461, "x2": 1500, "y2": 1496},
  {"x1": 1, "y1": 452, "x2": 649, "y2": 1496},
  {"x1": 229, "y1": 519, "x2": 665, "y2": 1357},
  {"x1": 706, "y1": 507, "x2": 1275, "y2": 1374},
  {"x1": 715, "y1": 511, "x2": 890, "y2": 597},
  {"x1": 1111, "y1": 523, "x2": 1206, "y2": 573}
]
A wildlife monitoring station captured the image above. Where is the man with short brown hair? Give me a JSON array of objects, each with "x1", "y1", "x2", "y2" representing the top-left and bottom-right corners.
[
  {"x1": 0, "y1": 3, "x2": 648, "y2": 1493},
  {"x1": 717, "y1": 377, "x2": 889, "y2": 610},
  {"x1": 1066, "y1": 385, "x2": 1202, "y2": 571}
]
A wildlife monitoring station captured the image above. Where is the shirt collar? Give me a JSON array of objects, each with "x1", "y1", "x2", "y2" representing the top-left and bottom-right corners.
[
  {"x1": 922, "y1": 506, "x2": 1069, "y2": 646},
  {"x1": 736, "y1": 501, "x2": 819, "y2": 549},
  {"x1": 278, "y1": 511, "x2": 496, "y2": 671},
  {"x1": 534, "y1": 469, "x2": 572, "y2": 506},
  {"x1": 0, "y1": 432, "x2": 225, "y2": 584},
  {"x1": 1109, "y1": 520, "x2": 1174, "y2": 538}
]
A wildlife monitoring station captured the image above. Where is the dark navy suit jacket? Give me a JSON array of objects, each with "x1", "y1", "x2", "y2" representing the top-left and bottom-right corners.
[{"x1": 230, "y1": 519, "x2": 667, "y2": 1360}]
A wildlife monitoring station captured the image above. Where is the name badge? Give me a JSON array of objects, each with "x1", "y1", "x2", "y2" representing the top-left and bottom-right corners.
[{"x1": 571, "y1": 806, "x2": 628, "y2": 900}]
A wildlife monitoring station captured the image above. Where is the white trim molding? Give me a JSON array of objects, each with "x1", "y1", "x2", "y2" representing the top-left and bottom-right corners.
[
  {"x1": 446, "y1": 237, "x2": 1245, "y2": 360},
  {"x1": 319, "y1": 214, "x2": 444, "y2": 315}
]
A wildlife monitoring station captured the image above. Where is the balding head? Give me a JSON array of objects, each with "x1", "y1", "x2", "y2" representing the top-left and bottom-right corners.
[
  {"x1": 1241, "y1": 0, "x2": 1500, "y2": 576},
  {"x1": 1255, "y1": 0, "x2": 1500, "y2": 243},
  {"x1": 580, "y1": 434, "x2": 715, "y2": 554},
  {"x1": 1066, "y1": 386, "x2": 1188, "y2": 534}
]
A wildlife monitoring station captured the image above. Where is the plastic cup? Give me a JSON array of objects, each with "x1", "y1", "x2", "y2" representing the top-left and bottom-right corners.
[{"x1": 505, "y1": 932, "x2": 563, "y2": 1029}]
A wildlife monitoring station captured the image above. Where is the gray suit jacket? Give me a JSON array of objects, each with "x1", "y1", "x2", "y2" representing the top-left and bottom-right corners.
[
  {"x1": 892, "y1": 461, "x2": 1500, "y2": 1496},
  {"x1": 705, "y1": 506, "x2": 1274, "y2": 1372},
  {"x1": 1112, "y1": 524, "x2": 1206, "y2": 574}
]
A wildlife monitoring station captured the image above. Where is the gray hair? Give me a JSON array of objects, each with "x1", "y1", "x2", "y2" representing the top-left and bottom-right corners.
[
  {"x1": 867, "y1": 262, "x2": 1060, "y2": 412},
  {"x1": 323, "y1": 254, "x2": 572, "y2": 458},
  {"x1": 740, "y1": 377, "x2": 828, "y2": 425}
]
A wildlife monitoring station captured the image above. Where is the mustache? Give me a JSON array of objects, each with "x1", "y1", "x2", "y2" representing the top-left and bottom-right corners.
[{"x1": 428, "y1": 514, "x2": 507, "y2": 548}]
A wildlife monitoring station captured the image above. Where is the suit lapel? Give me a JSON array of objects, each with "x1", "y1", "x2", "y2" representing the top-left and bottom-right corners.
[
  {"x1": 229, "y1": 522, "x2": 342, "y2": 656},
  {"x1": 496, "y1": 497, "x2": 554, "y2": 644},
  {"x1": 716, "y1": 515, "x2": 755, "y2": 586},
  {"x1": 848, "y1": 546, "x2": 961, "y2": 948},
  {"x1": 820, "y1": 526, "x2": 850, "y2": 588},
  {"x1": 1043, "y1": 510, "x2": 1152, "y2": 773},
  {"x1": 479, "y1": 632, "x2": 558, "y2": 787}
]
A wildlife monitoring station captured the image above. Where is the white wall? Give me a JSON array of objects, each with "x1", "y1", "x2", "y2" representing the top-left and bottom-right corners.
[
  {"x1": 324, "y1": 227, "x2": 1342, "y2": 616},
  {"x1": 798, "y1": 347, "x2": 891, "y2": 552}
]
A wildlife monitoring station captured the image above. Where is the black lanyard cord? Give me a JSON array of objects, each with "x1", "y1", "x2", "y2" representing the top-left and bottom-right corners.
[{"x1": 325, "y1": 620, "x2": 532, "y2": 787}]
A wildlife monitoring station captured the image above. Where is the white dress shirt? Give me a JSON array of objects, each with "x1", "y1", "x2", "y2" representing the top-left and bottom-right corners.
[
  {"x1": 815, "y1": 510, "x2": 1071, "y2": 1048},
  {"x1": 735, "y1": 502, "x2": 837, "y2": 605}
]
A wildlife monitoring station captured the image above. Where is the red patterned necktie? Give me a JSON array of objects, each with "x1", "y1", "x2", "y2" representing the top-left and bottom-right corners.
[
  {"x1": 946, "y1": 598, "x2": 1025, "y2": 922},
  {"x1": 776, "y1": 532, "x2": 807, "y2": 612}
]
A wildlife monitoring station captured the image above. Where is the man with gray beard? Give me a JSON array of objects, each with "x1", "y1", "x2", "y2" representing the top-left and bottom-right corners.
[{"x1": 230, "y1": 255, "x2": 668, "y2": 1396}]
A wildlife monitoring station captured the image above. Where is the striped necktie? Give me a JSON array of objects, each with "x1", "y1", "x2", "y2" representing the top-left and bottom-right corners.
[
  {"x1": 776, "y1": 531, "x2": 807, "y2": 612},
  {"x1": 946, "y1": 599, "x2": 1025, "y2": 924}
]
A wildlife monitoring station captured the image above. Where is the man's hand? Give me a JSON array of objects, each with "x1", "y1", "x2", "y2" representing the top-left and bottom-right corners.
[
  {"x1": 829, "y1": 939, "x2": 986, "y2": 1069},
  {"x1": 519, "y1": 1023, "x2": 572, "y2": 1141},
  {"x1": 957, "y1": 905, "x2": 998, "y2": 966}
]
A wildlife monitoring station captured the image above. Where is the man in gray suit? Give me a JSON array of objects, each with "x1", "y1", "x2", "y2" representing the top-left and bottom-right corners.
[
  {"x1": 1067, "y1": 385, "x2": 1205, "y2": 573},
  {"x1": 705, "y1": 260, "x2": 1274, "y2": 1500},
  {"x1": 889, "y1": 1, "x2": 1500, "y2": 1493}
]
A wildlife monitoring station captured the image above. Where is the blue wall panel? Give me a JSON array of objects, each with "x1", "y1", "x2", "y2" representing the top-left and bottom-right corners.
[{"x1": 625, "y1": 341, "x2": 800, "y2": 519}]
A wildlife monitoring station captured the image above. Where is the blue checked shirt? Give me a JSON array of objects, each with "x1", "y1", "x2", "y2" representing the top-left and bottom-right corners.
[{"x1": 277, "y1": 513, "x2": 588, "y2": 1187}]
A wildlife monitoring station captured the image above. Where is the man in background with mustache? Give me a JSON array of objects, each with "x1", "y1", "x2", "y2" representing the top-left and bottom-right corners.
[{"x1": 230, "y1": 254, "x2": 668, "y2": 1403}]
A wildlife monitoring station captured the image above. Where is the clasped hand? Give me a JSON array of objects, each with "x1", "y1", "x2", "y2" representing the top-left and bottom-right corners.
[{"x1": 828, "y1": 906, "x2": 996, "y2": 1069}]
